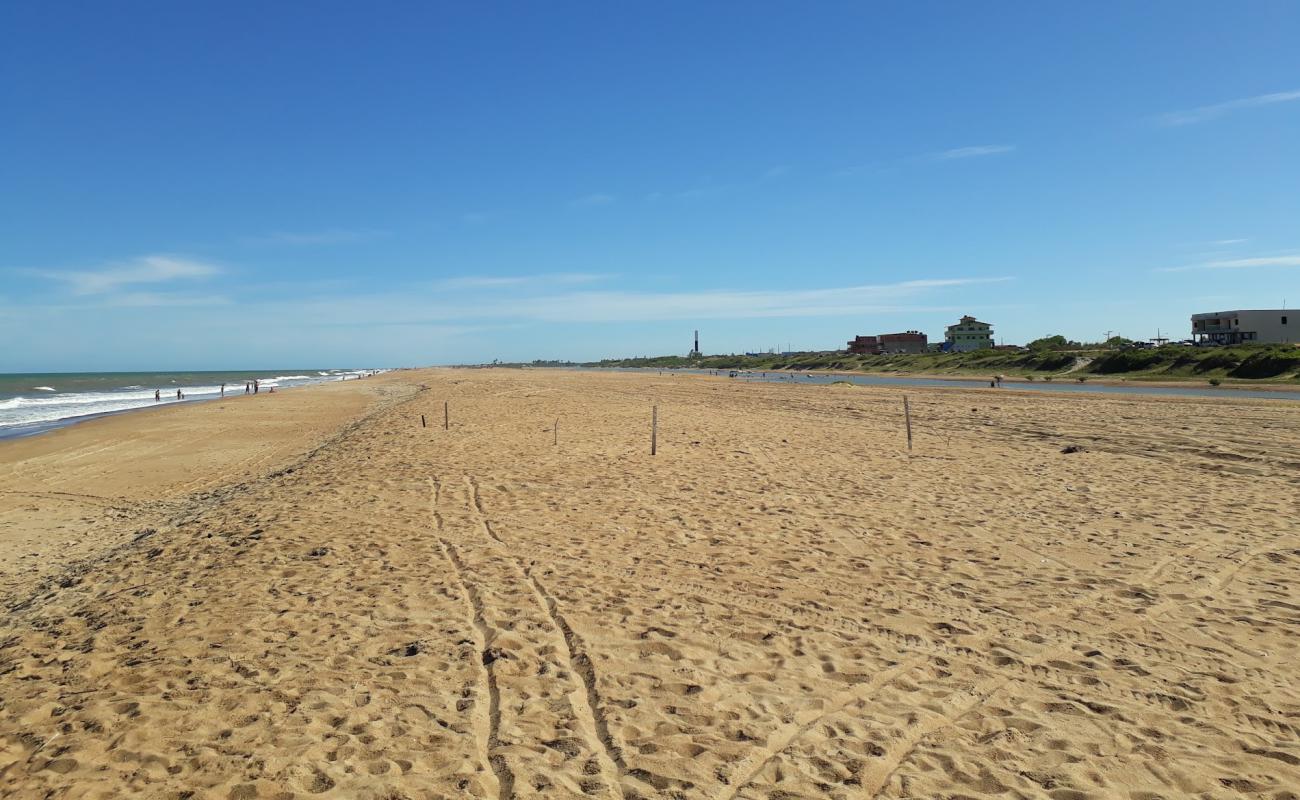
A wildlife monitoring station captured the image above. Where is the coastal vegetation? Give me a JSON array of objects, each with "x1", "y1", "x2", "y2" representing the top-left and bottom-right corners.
[{"x1": 577, "y1": 343, "x2": 1300, "y2": 383}]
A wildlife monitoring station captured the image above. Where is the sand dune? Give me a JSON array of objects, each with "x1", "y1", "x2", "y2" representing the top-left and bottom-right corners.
[{"x1": 1, "y1": 369, "x2": 1297, "y2": 798}]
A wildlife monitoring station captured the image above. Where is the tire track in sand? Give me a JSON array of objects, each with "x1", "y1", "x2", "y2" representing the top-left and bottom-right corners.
[
  {"x1": 464, "y1": 475, "x2": 627, "y2": 797},
  {"x1": 466, "y1": 476, "x2": 507, "y2": 545},
  {"x1": 526, "y1": 567, "x2": 628, "y2": 796},
  {"x1": 429, "y1": 477, "x2": 512, "y2": 800}
]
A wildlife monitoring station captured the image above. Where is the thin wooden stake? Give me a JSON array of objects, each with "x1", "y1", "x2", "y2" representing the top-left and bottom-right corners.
[
  {"x1": 444, "y1": 401, "x2": 449, "y2": 431},
  {"x1": 421, "y1": 414, "x2": 426, "y2": 428},
  {"x1": 553, "y1": 417, "x2": 559, "y2": 446},
  {"x1": 651, "y1": 405, "x2": 658, "y2": 455},
  {"x1": 903, "y1": 395, "x2": 913, "y2": 451}
]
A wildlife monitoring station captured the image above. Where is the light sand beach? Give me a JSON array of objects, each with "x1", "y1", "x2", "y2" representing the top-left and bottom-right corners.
[{"x1": 1, "y1": 369, "x2": 1297, "y2": 799}]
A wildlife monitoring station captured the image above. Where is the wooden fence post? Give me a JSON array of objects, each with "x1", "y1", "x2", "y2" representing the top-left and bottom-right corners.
[
  {"x1": 903, "y1": 395, "x2": 913, "y2": 452},
  {"x1": 444, "y1": 401, "x2": 449, "y2": 431},
  {"x1": 651, "y1": 405, "x2": 658, "y2": 455}
]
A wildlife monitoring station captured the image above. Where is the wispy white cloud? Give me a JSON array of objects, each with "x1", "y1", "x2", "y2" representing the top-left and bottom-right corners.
[
  {"x1": 1210, "y1": 238, "x2": 1248, "y2": 246},
  {"x1": 836, "y1": 145, "x2": 1015, "y2": 176},
  {"x1": 504, "y1": 277, "x2": 1012, "y2": 322},
  {"x1": 243, "y1": 229, "x2": 388, "y2": 246},
  {"x1": 21, "y1": 255, "x2": 221, "y2": 295},
  {"x1": 271, "y1": 275, "x2": 1013, "y2": 326},
  {"x1": 1158, "y1": 254, "x2": 1300, "y2": 272},
  {"x1": 431, "y1": 273, "x2": 610, "y2": 290},
  {"x1": 1159, "y1": 90, "x2": 1300, "y2": 126},
  {"x1": 100, "y1": 292, "x2": 231, "y2": 308},
  {"x1": 935, "y1": 144, "x2": 1016, "y2": 160},
  {"x1": 571, "y1": 193, "x2": 615, "y2": 208}
]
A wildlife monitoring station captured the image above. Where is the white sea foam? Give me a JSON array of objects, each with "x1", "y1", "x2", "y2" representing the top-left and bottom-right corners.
[{"x1": 0, "y1": 370, "x2": 386, "y2": 433}]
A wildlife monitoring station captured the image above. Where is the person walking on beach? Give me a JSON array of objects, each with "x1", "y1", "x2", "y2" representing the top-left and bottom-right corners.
[
  {"x1": 154, "y1": 389, "x2": 160, "y2": 402},
  {"x1": 245, "y1": 382, "x2": 250, "y2": 394},
  {"x1": 220, "y1": 383, "x2": 225, "y2": 397},
  {"x1": 254, "y1": 379, "x2": 260, "y2": 394},
  {"x1": 176, "y1": 389, "x2": 182, "y2": 400}
]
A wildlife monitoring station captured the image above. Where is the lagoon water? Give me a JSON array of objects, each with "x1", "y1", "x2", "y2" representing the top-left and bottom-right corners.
[{"x1": 0, "y1": 369, "x2": 376, "y2": 439}]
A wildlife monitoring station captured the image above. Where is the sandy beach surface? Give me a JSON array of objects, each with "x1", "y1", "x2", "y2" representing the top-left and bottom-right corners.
[{"x1": 1, "y1": 368, "x2": 1297, "y2": 799}]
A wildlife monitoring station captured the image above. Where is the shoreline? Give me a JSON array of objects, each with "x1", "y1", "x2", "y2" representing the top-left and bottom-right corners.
[
  {"x1": 0, "y1": 373, "x2": 380, "y2": 443},
  {"x1": 0, "y1": 391, "x2": 242, "y2": 442}
]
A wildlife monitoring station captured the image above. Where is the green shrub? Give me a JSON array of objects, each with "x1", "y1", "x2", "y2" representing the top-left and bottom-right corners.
[
  {"x1": 1033, "y1": 353, "x2": 1075, "y2": 371},
  {"x1": 1193, "y1": 351, "x2": 1241, "y2": 373},
  {"x1": 1091, "y1": 350, "x2": 1164, "y2": 374},
  {"x1": 1209, "y1": 378, "x2": 1221, "y2": 386},
  {"x1": 1229, "y1": 349, "x2": 1300, "y2": 379},
  {"x1": 1027, "y1": 335, "x2": 1069, "y2": 350}
]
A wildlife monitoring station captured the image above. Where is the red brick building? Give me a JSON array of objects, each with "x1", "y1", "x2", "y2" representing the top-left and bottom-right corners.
[
  {"x1": 847, "y1": 331, "x2": 928, "y2": 354},
  {"x1": 879, "y1": 331, "x2": 928, "y2": 354},
  {"x1": 846, "y1": 335, "x2": 880, "y2": 354}
]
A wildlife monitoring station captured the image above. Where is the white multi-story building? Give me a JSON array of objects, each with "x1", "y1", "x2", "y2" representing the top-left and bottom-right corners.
[
  {"x1": 944, "y1": 315, "x2": 994, "y2": 351},
  {"x1": 1190, "y1": 310, "x2": 1293, "y2": 345}
]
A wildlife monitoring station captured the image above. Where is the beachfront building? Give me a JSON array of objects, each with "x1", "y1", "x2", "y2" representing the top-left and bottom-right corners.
[
  {"x1": 846, "y1": 331, "x2": 929, "y2": 354},
  {"x1": 945, "y1": 315, "x2": 994, "y2": 351},
  {"x1": 879, "y1": 331, "x2": 928, "y2": 354},
  {"x1": 1191, "y1": 310, "x2": 1293, "y2": 345},
  {"x1": 846, "y1": 335, "x2": 880, "y2": 354}
]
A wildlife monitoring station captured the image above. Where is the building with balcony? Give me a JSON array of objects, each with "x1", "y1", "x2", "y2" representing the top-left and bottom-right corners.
[
  {"x1": 1191, "y1": 310, "x2": 1292, "y2": 345},
  {"x1": 944, "y1": 315, "x2": 994, "y2": 351}
]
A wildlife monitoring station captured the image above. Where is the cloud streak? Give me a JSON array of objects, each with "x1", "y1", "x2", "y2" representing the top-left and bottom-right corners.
[
  {"x1": 935, "y1": 144, "x2": 1016, "y2": 160},
  {"x1": 431, "y1": 273, "x2": 610, "y2": 290},
  {"x1": 1158, "y1": 254, "x2": 1300, "y2": 272},
  {"x1": 274, "y1": 275, "x2": 1014, "y2": 326},
  {"x1": 1159, "y1": 90, "x2": 1300, "y2": 126},
  {"x1": 21, "y1": 255, "x2": 221, "y2": 295}
]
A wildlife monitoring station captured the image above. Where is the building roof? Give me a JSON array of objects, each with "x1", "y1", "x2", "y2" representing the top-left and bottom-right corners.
[{"x1": 1191, "y1": 309, "x2": 1288, "y2": 319}]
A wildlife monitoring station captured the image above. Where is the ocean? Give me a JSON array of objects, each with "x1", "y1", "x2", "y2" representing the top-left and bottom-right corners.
[{"x1": 0, "y1": 369, "x2": 379, "y2": 439}]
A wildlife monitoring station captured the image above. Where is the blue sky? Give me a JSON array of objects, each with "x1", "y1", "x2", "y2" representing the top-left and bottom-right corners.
[{"x1": 2, "y1": 1, "x2": 1298, "y2": 370}]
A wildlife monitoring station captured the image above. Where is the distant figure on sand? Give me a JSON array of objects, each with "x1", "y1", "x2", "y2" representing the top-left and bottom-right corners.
[
  {"x1": 176, "y1": 389, "x2": 183, "y2": 400},
  {"x1": 254, "y1": 379, "x2": 260, "y2": 394},
  {"x1": 245, "y1": 382, "x2": 250, "y2": 394},
  {"x1": 220, "y1": 383, "x2": 225, "y2": 397},
  {"x1": 154, "y1": 389, "x2": 160, "y2": 402}
]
